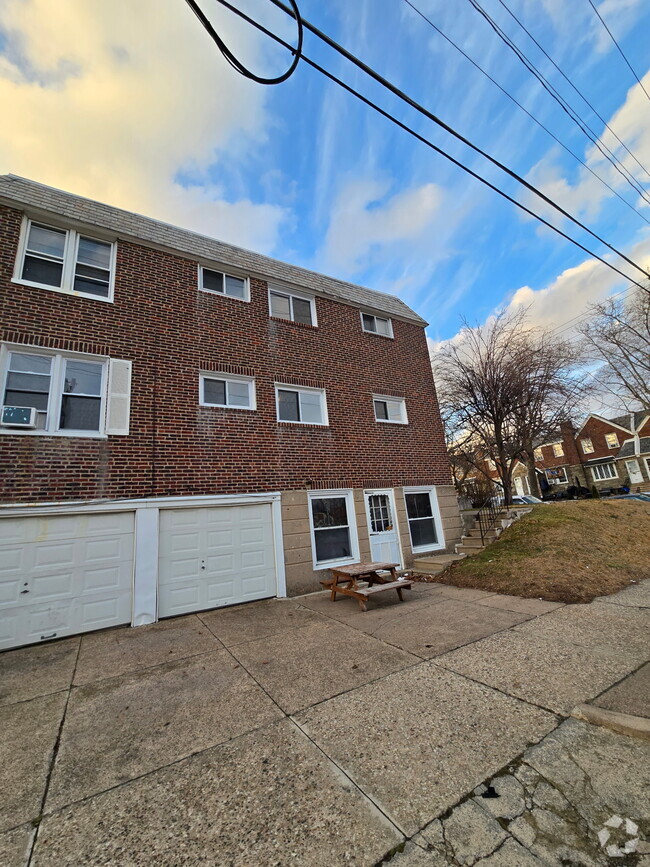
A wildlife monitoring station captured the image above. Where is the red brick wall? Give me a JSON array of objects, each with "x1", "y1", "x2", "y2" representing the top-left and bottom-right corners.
[
  {"x1": 0, "y1": 204, "x2": 451, "y2": 503},
  {"x1": 576, "y1": 417, "x2": 631, "y2": 461}
]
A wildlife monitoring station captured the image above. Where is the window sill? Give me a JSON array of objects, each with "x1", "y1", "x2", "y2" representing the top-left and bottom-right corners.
[
  {"x1": 269, "y1": 316, "x2": 318, "y2": 330},
  {"x1": 312, "y1": 555, "x2": 359, "y2": 571},
  {"x1": 200, "y1": 403, "x2": 256, "y2": 411},
  {"x1": 411, "y1": 542, "x2": 444, "y2": 554},
  {"x1": 375, "y1": 419, "x2": 408, "y2": 426},
  {"x1": 199, "y1": 288, "x2": 251, "y2": 303},
  {"x1": 11, "y1": 278, "x2": 113, "y2": 303},
  {"x1": 0, "y1": 429, "x2": 108, "y2": 439},
  {"x1": 277, "y1": 420, "x2": 329, "y2": 428},
  {"x1": 362, "y1": 330, "x2": 394, "y2": 339}
]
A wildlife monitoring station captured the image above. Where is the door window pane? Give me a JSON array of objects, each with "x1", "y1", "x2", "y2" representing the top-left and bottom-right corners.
[
  {"x1": 278, "y1": 389, "x2": 300, "y2": 421},
  {"x1": 203, "y1": 379, "x2": 227, "y2": 405},
  {"x1": 368, "y1": 495, "x2": 391, "y2": 532},
  {"x1": 270, "y1": 292, "x2": 291, "y2": 319},
  {"x1": 293, "y1": 297, "x2": 313, "y2": 325}
]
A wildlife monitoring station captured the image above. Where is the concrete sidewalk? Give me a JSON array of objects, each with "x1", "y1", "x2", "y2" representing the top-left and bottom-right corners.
[{"x1": 0, "y1": 580, "x2": 648, "y2": 866}]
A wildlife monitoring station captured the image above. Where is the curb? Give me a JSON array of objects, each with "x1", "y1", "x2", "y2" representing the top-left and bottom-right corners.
[{"x1": 571, "y1": 703, "x2": 650, "y2": 741}]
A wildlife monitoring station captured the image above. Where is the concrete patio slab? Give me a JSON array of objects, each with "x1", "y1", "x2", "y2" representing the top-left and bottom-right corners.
[
  {"x1": 436, "y1": 630, "x2": 641, "y2": 714},
  {"x1": 370, "y1": 598, "x2": 531, "y2": 658},
  {"x1": 32, "y1": 719, "x2": 402, "y2": 867},
  {"x1": 512, "y1": 602, "x2": 649, "y2": 662},
  {"x1": 0, "y1": 692, "x2": 66, "y2": 832},
  {"x1": 294, "y1": 663, "x2": 556, "y2": 836},
  {"x1": 431, "y1": 585, "x2": 497, "y2": 602},
  {"x1": 0, "y1": 825, "x2": 34, "y2": 867},
  {"x1": 596, "y1": 579, "x2": 650, "y2": 609},
  {"x1": 592, "y1": 662, "x2": 649, "y2": 719},
  {"x1": 46, "y1": 649, "x2": 283, "y2": 811},
  {"x1": 295, "y1": 585, "x2": 445, "y2": 634},
  {"x1": 74, "y1": 614, "x2": 222, "y2": 686},
  {"x1": 198, "y1": 597, "x2": 327, "y2": 647},
  {"x1": 0, "y1": 637, "x2": 78, "y2": 706},
  {"x1": 230, "y1": 619, "x2": 419, "y2": 714},
  {"x1": 474, "y1": 594, "x2": 564, "y2": 616}
]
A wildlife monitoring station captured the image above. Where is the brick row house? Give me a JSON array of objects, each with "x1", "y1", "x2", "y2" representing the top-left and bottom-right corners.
[{"x1": 0, "y1": 175, "x2": 462, "y2": 650}]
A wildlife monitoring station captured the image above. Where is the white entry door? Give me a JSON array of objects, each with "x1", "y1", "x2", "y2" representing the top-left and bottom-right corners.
[
  {"x1": 514, "y1": 476, "x2": 525, "y2": 496},
  {"x1": 625, "y1": 459, "x2": 644, "y2": 485},
  {"x1": 158, "y1": 504, "x2": 277, "y2": 617},
  {"x1": 0, "y1": 511, "x2": 134, "y2": 650},
  {"x1": 364, "y1": 491, "x2": 401, "y2": 565}
]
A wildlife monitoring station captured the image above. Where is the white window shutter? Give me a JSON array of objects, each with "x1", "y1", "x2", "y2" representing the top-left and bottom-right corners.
[{"x1": 106, "y1": 359, "x2": 132, "y2": 435}]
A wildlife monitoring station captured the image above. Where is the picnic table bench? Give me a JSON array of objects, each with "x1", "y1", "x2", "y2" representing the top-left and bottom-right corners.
[{"x1": 320, "y1": 561, "x2": 413, "y2": 612}]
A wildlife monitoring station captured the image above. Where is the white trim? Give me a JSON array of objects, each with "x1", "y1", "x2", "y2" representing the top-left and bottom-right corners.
[
  {"x1": 0, "y1": 342, "x2": 109, "y2": 438},
  {"x1": 360, "y1": 311, "x2": 394, "y2": 338},
  {"x1": 307, "y1": 488, "x2": 360, "y2": 570},
  {"x1": 604, "y1": 432, "x2": 620, "y2": 449},
  {"x1": 363, "y1": 488, "x2": 404, "y2": 568},
  {"x1": 403, "y1": 486, "x2": 445, "y2": 553},
  {"x1": 545, "y1": 466, "x2": 568, "y2": 485},
  {"x1": 12, "y1": 216, "x2": 116, "y2": 303},
  {"x1": 268, "y1": 284, "x2": 318, "y2": 327},
  {"x1": 198, "y1": 264, "x2": 251, "y2": 303},
  {"x1": 373, "y1": 394, "x2": 408, "y2": 425},
  {"x1": 133, "y1": 508, "x2": 158, "y2": 626},
  {"x1": 274, "y1": 382, "x2": 328, "y2": 426},
  {"x1": 645, "y1": 457, "x2": 650, "y2": 479},
  {"x1": 580, "y1": 437, "x2": 595, "y2": 454},
  {"x1": 271, "y1": 497, "x2": 287, "y2": 598},
  {"x1": 199, "y1": 372, "x2": 256, "y2": 411}
]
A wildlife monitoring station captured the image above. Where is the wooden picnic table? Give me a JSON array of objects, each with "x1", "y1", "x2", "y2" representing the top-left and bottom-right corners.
[{"x1": 320, "y1": 561, "x2": 413, "y2": 612}]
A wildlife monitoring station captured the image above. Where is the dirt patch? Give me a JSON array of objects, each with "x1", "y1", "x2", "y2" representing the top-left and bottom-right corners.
[{"x1": 425, "y1": 500, "x2": 650, "y2": 604}]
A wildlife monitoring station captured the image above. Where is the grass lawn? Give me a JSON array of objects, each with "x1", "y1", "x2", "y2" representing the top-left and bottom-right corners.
[{"x1": 435, "y1": 499, "x2": 650, "y2": 604}]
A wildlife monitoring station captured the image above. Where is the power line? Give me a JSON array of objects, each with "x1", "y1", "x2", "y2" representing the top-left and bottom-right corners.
[
  {"x1": 466, "y1": 0, "x2": 650, "y2": 209},
  {"x1": 586, "y1": 0, "x2": 650, "y2": 104},
  {"x1": 263, "y1": 0, "x2": 650, "y2": 281},
  {"x1": 495, "y1": 0, "x2": 650, "y2": 181},
  {"x1": 401, "y1": 0, "x2": 650, "y2": 227},
  {"x1": 188, "y1": 0, "x2": 650, "y2": 294}
]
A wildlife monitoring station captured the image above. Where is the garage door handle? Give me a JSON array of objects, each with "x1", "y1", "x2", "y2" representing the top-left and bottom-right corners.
[
  {"x1": 40, "y1": 632, "x2": 57, "y2": 640},
  {"x1": 20, "y1": 589, "x2": 30, "y2": 594}
]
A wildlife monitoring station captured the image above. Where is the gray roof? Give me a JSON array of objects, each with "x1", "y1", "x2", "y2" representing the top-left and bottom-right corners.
[
  {"x1": 617, "y1": 437, "x2": 650, "y2": 458},
  {"x1": 0, "y1": 175, "x2": 427, "y2": 326},
  {"x1": 608, "y1": 411, "x2": 649, "y2": 431}
]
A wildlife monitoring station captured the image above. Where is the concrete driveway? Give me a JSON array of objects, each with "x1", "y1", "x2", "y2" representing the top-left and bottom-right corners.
[{"x1": 1, "y1": 580, "x2": 648, "y2": 866}]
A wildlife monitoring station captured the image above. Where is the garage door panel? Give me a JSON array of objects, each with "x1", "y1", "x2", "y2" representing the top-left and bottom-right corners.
[
  {"x1": 0, "y1": 512, "x2": 134, "y2": 650},
  {"x1": 158, "y1": 505, "x2": 277, "y2": 618}
]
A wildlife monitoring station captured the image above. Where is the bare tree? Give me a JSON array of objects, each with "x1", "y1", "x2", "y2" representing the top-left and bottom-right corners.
[
  {"x1": 433, "y1": 309, "x2": 585, "y2": 504},
  {"x1": 579, "y1": 284, "x2": 650, "y2": 409}
]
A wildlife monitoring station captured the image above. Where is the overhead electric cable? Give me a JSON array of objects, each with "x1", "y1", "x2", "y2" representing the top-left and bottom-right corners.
[
  {"x1": 495, "y1": 0, "x2": 650, "y2": 180},
  {"x1": 585, "y1": 0, "x2": 650, "y2": 104},
  {"x1": 185, "y1": 0, "x2": 650, "y2": 293},
  {"x1": 466, "y1": 0, "x2": 650, "y2": 208},
  {"x1": 401, "y1": 0, "x2": 650, "y2": 227}
]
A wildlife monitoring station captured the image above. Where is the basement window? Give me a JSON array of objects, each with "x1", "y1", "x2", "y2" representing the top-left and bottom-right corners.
[
  {"x1": 404, "y1": 488, "x2": 444, "y2": 552},
  {"x1": 591, "y1": 462, "x2": 617, "y2": 481},
  {"x1": 308, "y1": 490, "x2": 359, "y2": 568}
]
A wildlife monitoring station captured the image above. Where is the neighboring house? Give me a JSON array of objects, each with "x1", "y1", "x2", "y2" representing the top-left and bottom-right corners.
[
  {"x1": 0, "y1": 175, "x2": 462, "y2": 650},
  {"x1": 534, "y1": 412, "x2": 650, "y2": 495}
]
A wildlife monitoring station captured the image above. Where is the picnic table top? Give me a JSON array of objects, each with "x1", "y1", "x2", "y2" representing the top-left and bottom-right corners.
[{"x1": 330, "y1": 562, "x2": 400, "y2": 577}]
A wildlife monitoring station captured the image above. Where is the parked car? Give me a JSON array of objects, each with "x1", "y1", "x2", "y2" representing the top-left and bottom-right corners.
[{"x1": 489, "y1": 494, "x2": 548, "y2": 507}]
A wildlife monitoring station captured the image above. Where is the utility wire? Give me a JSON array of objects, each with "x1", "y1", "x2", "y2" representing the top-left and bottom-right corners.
[
  {"x1": 401, "y1": 0, "x2": 650, "y2": 227},
  {"x1": 495, "y1": 0, "x2": 650, "y2": 180},
  {"x1": 466, "y1": 0, "x2": 650, "y2": 209},
  {"x1": 586, "y1": 0, "x2": 650, "y2": 104},
  {"x1": 189, "y1": 0, "x2": 649, "y2": 293},
  {"x1": 264, "y1": 0, "x2": 650, "y2": 279}
]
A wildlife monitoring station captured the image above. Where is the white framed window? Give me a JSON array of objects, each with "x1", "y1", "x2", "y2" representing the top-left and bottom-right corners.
[
  {"x1": 200, "y1": 373, "x2": 255, "y2": 410},
  {"x1": 361, "y1": 312, "x2": 393, "y2": 338},
  {"x1": 308, "y1": 489, "x2": 359, "y2": 569},
  {"x1": 591, "y1": 463, "x2": 618, "y2": 481},
  {"x1": 645, "y1": 457, "x2": 650, "y2": 478},
  {"x1": 373, "y1": 394, "x2": 407, "y2": 424},
  {"x1": 552, "y1": 443, "x2": 564, "y2": 457},
  {"x1": 0, "y1": 345, "x2": 131, "y2": 437},
  {"x1": 533, "y1": 448, "x2": 543, "y2": 461},
  {"x1": 545, "y1": 467, "x2": 568, "y2": 485},
  {"x1": 581, "y1": 438, "x2": 594, "y2": 454},
  {"x1": 13, "y1": 218, "x2": 115, "y2": 302},
  {"x1": 485, "y1": 459, "x2": 496, "y2": 472},
  {"x1": 403, "y1": 487, "x2": 444, "y2": 553},
  {"x1": 268, "y1": 286, "x2": 316, "y2": 326},
  {"x1": 199, "y1": 266, "x2": 249, "y2": 301},
  {"x1": 275, "y1": 384, "x2": 327, "y2": 425},
  {"x1": 605, "y1": 433, "x2": 620, "y2": 449}
]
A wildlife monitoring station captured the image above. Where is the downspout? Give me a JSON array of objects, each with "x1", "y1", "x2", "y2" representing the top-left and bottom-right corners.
[{"x1": 631, "y1": 413, "x2": 640, "y2": 457}]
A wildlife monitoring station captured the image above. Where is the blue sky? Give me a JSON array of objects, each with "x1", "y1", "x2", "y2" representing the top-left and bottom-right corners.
[{"x1": 1, "y1": 0, "x2": 649, "y2": 344}]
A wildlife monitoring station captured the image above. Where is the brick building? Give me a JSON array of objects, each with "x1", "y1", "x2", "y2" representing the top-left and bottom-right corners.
[{"x1": 0, "y1": 175, "x2": 461, "y2": 650}]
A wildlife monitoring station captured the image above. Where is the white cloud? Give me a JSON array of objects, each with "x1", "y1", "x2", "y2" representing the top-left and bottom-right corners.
[
  {"x1": 0, "y1": 0, "x2": 290, "y2": 252},
  {"x1": 319, "y1": 176, "x2": 443, "y2": 273}
]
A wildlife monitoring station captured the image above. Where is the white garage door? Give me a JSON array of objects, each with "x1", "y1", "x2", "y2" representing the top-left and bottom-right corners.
[
  {"x1": 0, "y1": 511, "x2": 134, "y2": 651},
  {"x1": 158, "y1": 504, "x2": 277, "y2": 617}
]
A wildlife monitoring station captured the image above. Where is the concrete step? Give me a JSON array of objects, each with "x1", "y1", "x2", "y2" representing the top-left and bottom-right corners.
[
  {"x1": 456, "y1": 543, "x2": 485, "y2": 555},
  {"x1": 411, "y1": 553, "x2": 466, "y2": 575},
  {"x1": 459, "y1": 536, "x2": 484, "y2": 548}
]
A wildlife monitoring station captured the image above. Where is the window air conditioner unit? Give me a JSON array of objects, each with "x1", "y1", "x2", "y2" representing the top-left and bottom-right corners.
[{"x1": 1, "y1": 406, "x2": 38, "y2": 428}]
